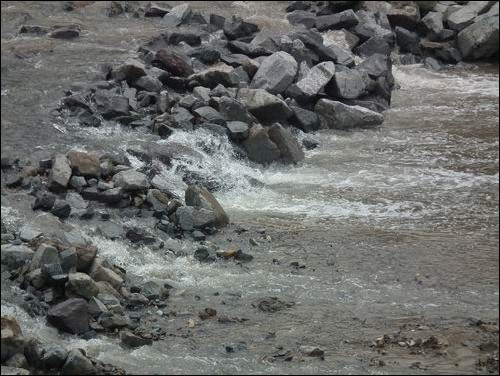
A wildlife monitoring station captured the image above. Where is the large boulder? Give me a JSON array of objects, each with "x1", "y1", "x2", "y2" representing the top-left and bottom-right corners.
[
  {"x1": 356, "y1": 36, "x2": 392, "y2": 56},
  {"x1": 185, "y1": 186, "x2": 229, "y2": 227},
  {"x1": 315, "y1": 9, "x2": 360, "y2": 31},
  {"x1": 160, "y1": 3, "x2": 192, "y2": 27},
  {"x1": 29, "y1": 243, "x2": 59, "y2": 271},
  {"x1": 48, "y1": 154, "x2": 72, "y2": 192},
  {"x1": 61, "y1": 350, "x2": 96, "y2": 375},
  {"x1": 188, "y1": 64, "x2": 239, "y2": 88},
  {"x1": 1, "y1": 317, "x2": 25, "y2": 363},
  {"x1": 152, "y1": 49, "x2": 194, "y2": 77},
  {"x1": 458, "y1": 16, "x2": 499, "y2": 60},
  {"x1": 175, "y1": 207, "x2": 218, "y2": 231},
  {"x1": 353, "y1": 10, "x2": 394, "y2": 43},
  {"x1": 237, "y1": 89, "x2": 292, "y2": 123},
  {"x1": 112, "y1": 170, "x2": 150, "y2": 191},
  {"x1": 295, "y1": 61, "x2": 336, "y2": 98},
  {"x1": 421, "y1": 11, "x2": 444, "y2": 35},
  {"x1": 326, "y1": 66, "x2": 366, "y2": 99},
  {"x1": 386, "y1": 2, "x2": 421, "y2": 30},
  {"x1": 47, "y1": 299, "x2": 90, "y2": 334},
  {"x1": 242, "y1": 126, "x2": 281, "y2": 165},
  {"x1": 355, "y1": 53, "x2": 394, "y2": 81},
  {"x1": 110, "y1": 59, "x2": 146, "y2": 83},
  {"x1": 1, "y1": 245, "x2": 35, "y2": 270},
  {"x1": 67, "y1": 151, "x2": 100, "y2": 178},
  {"x1": 447, "y1": 1, "x2": 497, "y2": 31},
  {"x1": 94, "y1": 90, "x2": 129, "y2": 120},
  {"x1": 315, "y1": 99, "x2": 385, "y2": 129},
  {"x1": 395, "y1": 26, "x2": 421, "y2": 54},
  {"x1": 250, "y1": 52, "x2": 298, "y2": 94},
  {"x1": 65, "y1": 273, "x2": 99, "y2": 300},
  {"x1": 287, "y1": 10, "x2": 317, "y2": 29},
  {"x1": 218, "y1": 97, "x2": 255, "y2": 123},
  {"x1": 268, "y1": 124, "x2": 305, "y2": 164}
]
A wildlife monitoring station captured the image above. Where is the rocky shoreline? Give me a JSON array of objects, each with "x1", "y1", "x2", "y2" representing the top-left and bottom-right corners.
[{"x1": 1, "y1": 1, "x2": 499, "y2": 375}]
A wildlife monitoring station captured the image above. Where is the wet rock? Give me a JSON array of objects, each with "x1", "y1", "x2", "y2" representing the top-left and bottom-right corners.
[
  {"x1": 59, "y1": 249, "x2": 77, "y2": 273},
  {"x1": 315, "y1": 99, "x2": 384, "y2": 129},
  {"x1": 152, "y1": 49, "x2": 193, "y2": 77},
  {"x1": 188, "y1": 47, "x2": 221, "y2": 65},
  {"x1": 120, "y1": 330, "x2": 152, "y2": 348},
  {"x1": 237, "y1": 88, "x2": 292, "y2": 123},
  {"x1": 168, "y1": 29, "x2": 203, "y2": 46},
  {"x1": 395, "y1": 26, "x2": 421, "y2": 54},
  {"x1": 250, "y1": 52, "x2": 298, "y2": 94},
  {"x1": 420, "y1": 39, "x2": 462, "y2": 64},
  {"x1": 291, "y1": 106, "x2": 320, "y2": 133},
  {"x1": 295, "y1": 61, "x2": 335, "y2": 98},
  {"x1": 185, "y1": 185, "x2": 229, "y2": 227},
  {"x1": 47, "y1": 299, "x2": 89, "y2": 334},
  {"x1": 113, "y1": 170, "x2": 149, "y2": 191},
  {"x1": 228, "y1": 41, "x2": 273, "y2": 58},
  {"x1": 353, "y1": 10, "x2": 394, "y2": 43},
  {"x1": 458, "y1": 16, "x2": 499, "y2": 61},
  {"x1": 326, "y1": 66, "x2": 366, "y2": 99},
  {"x1": 300, "y1": 346, "x2": 325, "y2": 357},
  {"x1": 1, "y1": 245, "x2": 35, "y2": 270},
  {"x1": 49, "y1": 26, "x2": 80, "y2": 39},
  {"x1": 111, "y1": 59, "x2": 147, "y2": 83},
  {"x1": 226, "y1": 121, "x2": 250, "y2": 140},
  {"x1": 421, "y1": 11, "x2": 444, "y2": 35},
  {"x1": 161, "y1": 3, "x2": 192, "y2": 27},
  {"x1": 286, "y1": 10, "x2": 317, "y2": 29},
  {"x1": 30, "y1": 243, "x2": 59, "y2": 271},
  {"x1": 268, "y1": 124, "x2": 305, "y2": 164},
  {"x1": 89, "y1": 259, "x2": 123, "y2": 289},
  {"x1": 69, "y1": 176, "x2": 87, "y2": 190},
  {"x1": 1, "y1": 316, "x2": 25, "y2": 363},
  {"x1": 253, "y1": 297, "x2": 295, "y2": 313},
  {"x1": 219, "y1": 97, "x2": 254, "y2": 123},
  {"x1": 242, "y1": 126, "x2": 281, "y2": 165},
  {"x1": 48, "y1": 154, "x2": 72, "y2": 192},
  {"x1": 355, "y1": 53, "x2": 393, "y2": 80},
  {"x1": 424, "y1": 56, "x2": 445, "y2": 71},
  {"x1": 42, "y1": 346, "x2": 68, "y2": 369},
  {"x1": 19, "y1": 25, "x2": 51, "y2": 35},
  {"x1": 145, "y1": 3, "x2": 170, "y2": 17},
  {"x1": 61, "y1": 349, "x2": 96, "y2": 375},
  {"x1": 51, "y1": 199, "x2": 72, "y2": 219},
  {"x1": 132, "y1": 75, "x2": 163, "y2": 92},
  {"x1": 65, "y1": 273, "x2": 99, "y2": 300},
  {"x1": 94, "y1": 90, "x2": 129, "y2": 120},
  {"x1": 199, "y1": 308, "x2": 217, "y2": 320},
  {"x1": 194, "y1": 106, "x2": 226, "y2": 125},
  {"x1": 194, "y1": 246, "x2": 217, "y2": 262},
  {"x1": 175, "y1": 206, "x2": 217, "y2": 231},
  {"x1": 448, "y1": 1, "x2": 496, "y2": 31},
  {"x1": 224, "y1": 16, "x2": 259, "y2": 40},
  {"x1": 0, "y1": 367, "x2": 29, "y2": 375},
  {"x1": 100, "y1": 313, "x2": 129, "y2": 330},
  {"x1": 356, "y1": 36, "x2": 392, "y2": 56},
  {"x1": 315, "y1": 9, "x2": 360, "y2": 31},
  {"x1": 97, "y1": 222, "x2": 123, "y2": 240},
  {"x1": 88, "y1": 297, "x2": 108, "y2": 317},
  {"x1": 188, "y1": 63, "x2": 239, "y2": 88},
  {"x1": 146, "y1": 189, "x2": 169, "y2": 212},
  {"x1": 4, "y1": 354, "x2": 28, "y2": 370},
  {"x1": 33, "y1": 192, "x2": 57, "y2": 211}
]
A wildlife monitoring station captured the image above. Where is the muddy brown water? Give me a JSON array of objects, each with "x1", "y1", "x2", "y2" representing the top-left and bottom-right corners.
[{"x1": 1, "y1": 1, "x2": 499, "y2": 375}]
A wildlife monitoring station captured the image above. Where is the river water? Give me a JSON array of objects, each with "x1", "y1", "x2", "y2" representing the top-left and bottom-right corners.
[{"x1": 1, "y1": 1, "x2": 499, "y2": 375}]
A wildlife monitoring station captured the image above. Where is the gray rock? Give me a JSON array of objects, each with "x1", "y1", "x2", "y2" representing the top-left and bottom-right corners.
[
  {"x1": 353, "y1": 10, "x2": 394, "y2": 42},
  {"x1": 89, "y1": 259, "x2": 123, "y2": 288},
  {"x1": 315, "y1": 99, "x2": 385, "y2": 129},
  {"x1": 295, "y1": 61, "x2": 335, "y2": 98},
  {"x1": 395, "y1": 26, "x2": 421, "y2": 54},
  {"x1": 250, "y1": 52, "x2": 298, "y2": 94},
  {"x1": 51, "y1": 199, "x2": 71, "y2": 219},
  {"x1": 42, "y1": 346, "x2": 68, "y2": 369},
  {"x1": 65, "y1": 273, "x2": 99, "y2": 300},
  {"x1": 386, "y1": 2, "x2": 421, "y2": 29},
  {"x1": 237, "y1": 88, "x2": 292, "y2": 123},
  {"x1": 218, "y1": 97, "x2": 254, "y2": 123},
  {"x1": 113, "y1": 170, "x2": 149, "y2": 191},
  {"x1": 67, "y1": 151, "x2": 100, "y2": 179},
  {"x1": 193, "y1": 106, "x2": 226, "y2": 125},
  {"x1": 94, "y1": 90, "x2": 129, "y2": 120},
  {"x1": 168, "y1": 29, "x2": 202, "y2": 46},
  {"x1": 1, "y1": 317, "x2": 25, "y2": 363},
  {"x1": 33, "y1": 192, "x2": 56, "y2": 211},
  {"x1": 421, "y1": 11, "x2": 444, "y2": 35},
  {"x1": 97, "y1": 222, "x2": 123, "y2": 240},
  {"x1": 48, "y1": 154, "x2": 72, "y2": 192},
  {"x1": 185, "y1": 186, "x2": 229, "y2": 227},
  {"x1": 61, "y1": 350, "x2": 96, "y2": 375},
  {"x1": 291, "y1": 106, "x2": 320, "y2": 133},
  {"x1": 4, "y1": 354, "x2": 28, "y2": 370},
  {"x1": 193, "y1": 86, "x2": 211, "y2": 103},
  {"x1": 60, "y1": 249, "x2": 78, "y2": 273},
  {"x1": 188, "y1": 63, "x2": 239, "y2": 88},
  {"x1": 133, "y1": 76, "x2": 162, "y2": 92},
  {"x1": 99, "y1": 313, "x2": 130, "y2": 330},
  {"x1": 228, "y1": 41, "x2": 273, "y2": 58},
  {"x1": 69, "y1": 176, "x2": 87, "y2": 190},
  {"x1": 315, "y1": 9, "x2": 360, "y2": 31},
  {"x1": 47, "y1": 298, "x2": 89, "y2": 334},
  {"x1": 111, "y1": 59, "x2": 147, "y2": 83},
  {"x1": 224, "y1": 17, "x2": 259, "y2": 40},
  {"x1": 357, "y1": 35, "x2": 392, "y2": 57},
  {"x1": 448, "y1": 1, "x2": 496, "y2": 31},
  {"x1": 66, "y1": 192, "x2": 88, "y2": 211},
  {"x1": 120, "y1": 331, "x2": 153, "y2": 348},
  {"x1": 268, "y1": 124, "x2": 305, "y2": 164},
  {"x1": 145, "y1": 3, "x2": 170, "y2": 17},
  {"x1": 458, "y1": 15, "x2": 499, "y2": 60},
  {"x1": 326, "y1": 66, "x2": 366, "y2": 99},
  {"x1": 49, "y1": 26, "x2": 79, "y2": 39},
  {"x1": 88, "y1": 297, "x2": 108, "y2": 317},
  {"x1": 226, "y1": 121, "x2": 250, "y2": 140},
  {"x1": 18, "y1": 225, "x2": 42, "y2": 242},
  {"x1": 0, "y1": 367, "x2": 29, "y2": 375},
  {"x1": 30, "y1": 243, "x2": 59, "y2": 271},
  {"x1": 242, "y1": 126, "x2": 281, "y2": 165},
  {"x1": 424, "y1": 56, "x2": 445, "y2": 71},
  {"x1": 175, "y1": 206, "x2": 218, "y2": 231},
  {"x1": 146, "y1": 189, "x2": 170, "y2": 212},
  {"x1": 161, "y1": 3, "x2": 192, "y2": 27},
  {"x1": 1, "y1": 245, "x2": 35, "y2": 270},
  {"x1": 178, "y1": 95, "x2": 199, "y2": 109},
  {"x1": 355, "y1": 53, "x2": 393, "y2": 80},
  {"x1": 152, "y1": 49, "x2": 194, "y2": 77},
  {"x1": 221, "y1": 54, "x2": 260, "y2": 77},
  {"x1": 188, "y1": 47, "x2": 221, "y2": 65},
  {"x1": 286, "y1": 10, "x2": 317, "y2": 29}
]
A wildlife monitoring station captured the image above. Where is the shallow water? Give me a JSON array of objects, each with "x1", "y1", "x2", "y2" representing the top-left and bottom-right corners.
[{"x1": 1, "y1": 1, "x2": 499, "y2": 375}]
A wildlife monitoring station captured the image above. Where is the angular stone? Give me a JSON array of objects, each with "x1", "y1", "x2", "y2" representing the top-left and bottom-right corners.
[
  {"x1": 355, "y1": 53, "x2": 393, "y2": 79},
  {"x1": 421, "y1": 11, "x2": 444, "y2": 35},
  {"x1": 291, "y1": 106, "x2": 320, "y2": 133},
  {"x1": 224, "y1": 17, "x2": 259, "y2": 40},
  {"x1": 47, "y1": 299, "x2": 89, "y2": 334},
  {"x1": 1, "y1": 316, "x2": 25, "y2": 363},
  {"x1": 111, "y1": 59, "x2": 146, "y2": 83},
  {"x1": 326, "y1": 66, "x2": 366, "y2": 99},
  {"x1": 286, "y1": 10, "x2": 317, "y2": 29},
  {"x1": 133, "y1": 76, "x2": 162, "y2": 92},
  {"x1": 228, "y1": 41, "x2": 273, "y2": 58},
  {"x1": 89, "y1": 259, "x2": 123, "y2": 289},
  {"x1": 395, "y1": 26, "x2": 421, "y2": 54},
  {"x1": 188, "y1": 47, "x2": 221, "y2": 65},
  {"x1": 356, "y1": 36, "x2": 392, "y2": 56},
  {"x1": 226, "y1": 121, "x2": 250, "y2": 141},
  {"x1": 448, "y1": 1, "x2": 496, "y2": 31},
  {"x1": 1, "y1": 245, "x2": 35, "y2": 270},
  {"x1": 30, "y1": 244, "x2": 59, "y2": 271},
  {"x1": 315, "y1": 99, "x2": 385, "y2": 129},
  {"x1": 42, "y1": 346, "x2": 68, "y2": 369},
  {"x1": 88, "y1": 297, "x2": 108, "y2": 317},
  {"x1": 144, "y1": 3, "x2": 170, "y2": 17},
  {"x1": 458, "y1": 15, "x2": 499, "y2": 60},
  {"x1": 146, "y1": 189, "x2": 169, "y2": 212},
  {"x1": 242, "y1": 126, "x2": 281, "y2": 165},
  {"x1": 295, "y1": 61, "x2": 335, "y2": 98},
  {"x1": 152, "y1": 49, "x2": 193, "y2": 77},
  {"x1": 168, "y1": 29, "x2": 202, "y2": 46},
  {"x1": 60, "y1": 248, "x2": 78, "y2": 273},
  {"x1": 315, "y1": 9, "x2": 359, "y2": 31},
  {"x1": 61, "y1": 350, "x2": 96, "y2": 375},
  {"x1": 353, "y1": 10, "x2": 394, "y2": 42},
  {"x1": 185, "y1": 186, "x2": 229, "y2": 227},
  {"x1": 188, "y1": 63, "x2": 239, "y2": 88},
  {"x1": 218, "y1": 97, "x2": 254, "y2": 123},
  {"x1": 48, "y1": 154, "x2": 72, "y2": 192},
  {"x1": 193, "y1": 106, "x2": 226, "y2": 125},
  {"x1": 160, "y1": 3, "x2": 192, "y2": 27},
  {"x1": 237, "y1": 88, "x2": 292, "y2": 123},
  {"x1": 268, "y1": 124, "x2": 305, "y2": 164},
  {"x1": 120, "y1": 331, "x2": 153, "y2": 348},
  {"x1": 0, "y1": 367, "x2": 30, "y2": 375},
  {"x1": 113, "y1": 170, "x2": 149, "y2": 191},
  {"x1": 175, "y1": 206, "x2": 218, "y2": 231},
  {"x1": 250, "y1": 52, "x2": 298, "y2": 94},
  {"x1": 50, "y1": 199, "x2": 71, "y2": 219},
  {"x1": 65, "y1": 273, "x2": 99, "y2": 300},
  {"x1": 32, "y1": 192, "x2": 56, "y2": 211}
]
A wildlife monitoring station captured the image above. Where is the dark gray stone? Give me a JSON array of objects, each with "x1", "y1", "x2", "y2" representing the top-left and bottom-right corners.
[
  {"x1": 188, "y1": 64, "x2": 239, "y2": 88},
  {"x1": 268, "y1": 123, "x2": 305, "y2": 164},
  {"x1": 291, "y1": 106, "x2": 320, "y2": 133},
  {"x1": 47, "y1": 299, "x2": 89, "y2": 334},
  {"x1": 226, "y1": 121, "x2": 250, "y2": 141},
  {"x1": 458, "y1": 15, "x2": 499, "y2": 60},
  {"x1": 237, "y1": 88, "x2": 292, "y2": 123},
  {"x1": 48, "y1": 154, "x2": 72, "y2": 192},
  {"x1": 326, "y1": 66, "x2": 366, "y2": 99},
  {"x1": 315, "y1": 9, "x2": 359, "y2": 31},
  {"x1": 395, "y1": 26, "x2": 421, "y2": 54},
  {"x1": 242, "y1": 126, "x2": 281, "y2": 165},
  {"x1": 286, "y1": 10, "x2": 317, "y2": 29},
  {"x1": 1, "y1": 245, "x2": 34, "y2": 270},
  {"x1": 185, "y1": 185, "x2": 229, "y2": 227},
  {"x1": 356, "y1": 36, "x2": 392, "y2": 56},
  {"x1": 224, "y1": 17, "x2": 259, "y2": 40},
  {"x1": 315, "y1": 99, "x2": 385, "y2": 129},
  {"x1": 61, "y1": 350, "x2": 96, "y2": 375},
  {"x1": 188, "y1": 47, "x2": 221, "y2": 64},
  {"x1": 218, "y1": 97, "x2": 254, "y2": 123},
  {"x1": 120, "y1": 331, "x2": 153, "y2": 348},
  {"x1": 42, "y1": 346, "x2": 68, "y2": 369}
]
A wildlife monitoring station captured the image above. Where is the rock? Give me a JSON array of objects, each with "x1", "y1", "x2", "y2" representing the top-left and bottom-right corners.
[
  {"x1": 0, "y1": 367, "x2": 29, "y2": 375},
  {"x1": 193, "y1": 106, "x2": 226, "y2": 125},
  {"x1": 99, "y1": 313, "x2": 129, "y2": 330},
  {"x1": 89, "y1": 259, "x2": 123, "y2": 289},
  {"x1": 315, "y1": 99, "x2": 385, "y2": 129},
  {"x1": 193, "y1": 86, "x2": 211, "y2": 103},
  {"x1": 42, "y1": 346, "x2": 68, "y2": 369},
  {"x1": 4, "y1": 354, "x2": 28, "y2": 370},
  {"x1": 221, "y1": 54, "x2": 260, "y2": 77},
  {"x1": 188, "y1": 47, "x2": 221, "y2": 65},
  {"x1": 51, "y1": 199, "x2": 71, "y2": 219},
  {"x1": 386, "y1": 2, "x2": 421, "y2": 30},
  {"x1": 291, "y1": 106, "x2": 320, "y2": 132},
  {"x1": 353, "y1": 10, "x2": 394, "y2": 43},
  {"x1": 421, "y1": 11, "x2": 444, "y2": 35},
  {"x1": 356, "y1": 36, "x2": 392, "y2": 56},
  {"x1": 226, "y1": 121, "x2": 250, "y2": 140},
  {"x1": 160, "y1": 3, "x2": 192, "y2": 27},
  {"x1": 69, "y1": 176, "x2": 87, "y2": 190},
  {"x1": 420, "y1": 39, "x2": 462, "y2": 63},
  {"x1": 88, "y1": 297, "x2": 108, "y2": 317},
  {"x1": 237, "y1": 88, "x2": 292, "y2": 123},
  {"x1": 48, "y1": 154, "x2": 72, "y2": 192},
  {"x1": 224, "y1": 17, "x2": 259, "y2": 40},
  {"x1": 30, "y1": 243, "x2": 59, "y2": 271},
  {"x1": 168, "y1": 29, "x2": 202, "y2": 46},
  {"x1": 120, "y1": 331, "x2": 152, "y2": 348},
  {"x1": 242, "y1": 126, "x2": 281, "y2": 165},
  {"x1": 140, "y1": 281, "x2": 163, "y2": 300},
  {"x1": 228, "y1": 41, "x2": 273, "y2": 58},
  {"x1": 146, "y1": 189, "x2": 169, "y2": 212},
  {"x1": 1, "y1": 245, "x2": 35, "y2": 270},
  {"x1": 218, "y1": 97, "x2": 254, "y2": 123},
  {"x1": 300, "y1": 346, "x2": 325, "y2": 357},
  {"x1": 326, "y1": 66, "x2": 366, "y2": 99},
  {"x1": 185, "y1": 186, "x2": 229, "y2": 227},
  {"x1": 253, "y1": 297, "x2": 295, "y2": 312},
  {"x1": 5, "y1": 174, "x2": 23, "y2": 188},
  {"x1": 175, "y1": 206, "x2": 218, "y2": 231},
  {"x1": 286, "y1": 10, "x2": 317, "y2": 29},
  {"x1": 192, "y1": 231, "x2": 206, "y2": 241},
  {"x1": 250, "y1": 52, "x2": 298, "y2": 94},
  {"x1": 61, "y1": 350, "x2": 96, "y2": 375},
  {"x1": 47, "y1": 299, "x2": 89, "y2": 334},
  {"x1": 49, "y1": 26, "x2": 79, "y2": 39},
  {"x1": 424, "y1": 56, "x2": 445, "y2": 71},
  {"x1": 19, "y1": 225, "x2": 42, "y2": 242},
  {"x1": 33, "y1": 192, "x2": 56, "y2": 211},
  {"x1": 82, "y1": 187, "x2": 123, "y2": 204},
  {"x1": 94, "y1": 90, "x2": 129, "y2": 120},
  {"x1": 395, "y1": 26, "x2": 421, "y2": 54},
  {"x1": 144, "y1": 3, "x2": 170, "y2": 17},
  {"x1": 315, "y1": 9, "x2": 359, "y2": 31},
  {"x1": 113, "y1": 170, "x2": 149, "y2": 191},
  {"x1": 19, "y1": 24, "x2": 51, "y2": 35},
  {"x1": 295, "y1": 61, "x2": 335, "y2": 98},
  {"x1": 1, "y1": 316, "x2": 25, "y2": 363},
  {"x1": 458, "y1": 16, "x2": 499, "y2": 60},
  {"x1": 65, "y1": 273, "x2": 99, "y2": 300},
  {"x1": 132, "y1": 76, "x2": 162, "y2": 92},
  {"x1": 194, "y1": 246, "x2": 217, "y2": 262},
  {"x1": 111, "y1": 59, "x2": 146, "y2": 83},
  {"x1": 59, "y1": 248, "x2": 77, "y2": 273},
  {"x1": 448, "y1": 1, "x2": 496, "y2": 31},
  {"x1": 268, "y1": 123, "x2": 305, "y2": 164},
  {"x1": 355, "y1": 53, "x2": 393, "y2": 80},
  {"x1": 152, "y1": 49, "x2": 193, "y2": 77},
  {"x1": 97, "y1": 222, "x2": 123, "y2": 240},
  {"x1": 188, "y1": 63, "x2": 239, "y2": 88}
]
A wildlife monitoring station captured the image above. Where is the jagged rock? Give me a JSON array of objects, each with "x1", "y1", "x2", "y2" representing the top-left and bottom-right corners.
[
  {"x1": 193, "y1": 106, "x2": 226, "y2": 125},
  {"x1": 152, "y1": 49, "x2": 193, "y2": 77},
  {"x1": 218, "y1": 97, "x2": 254, "y2": 123},
  {"x1": 144, "y1": 3, "x2": 170, "y2": 17},
  {"x1": 291, "y1": 106, "x2": 320, "y2": 132},
  {"x1": 168, "y1": 29, "x2": 202, "y2": 46},
  {"x1": 132, "y1": 75, "x2": 163, "y2": 92},
  {"x1": 51, "y1": 199, "x2": 71, "y2": 219},
  {"x1": 61, "y1": 350, "x2": 96, "y2": 375},
  {"x1": 421, "y1": 11, "x2": 444, "y2": 35},
  {"x1": 146, "y1": 189, "x2": 169, "y2": 212},
  {"x1": 88, "y1": 297, "x2": 108, "y2": 317},
  {"x1": 67, "y1": 150, "x2": 100, "y2": 178},
  {"x1": 89, "y1": 259, "x2": 123, "y2": 289},
  {"x1": 250, "y1": 51, "x2": 297, "y2": 94},
  {"x1": 315, "y1": 99, "x2": 385, "y2": 129},
  {"x1": 286, "y1": 10, "x2": 317, "y2": 29},
  {"x1": 356, "y1": 36, "x2": 392, "y2": 56},
  {"x1": 188, "y1": 64, "x2": 239, "y2": 88},
  {"x1": 224, "y1": 17, "x2": 259, "y2": 40},
  {"x1": 0, "y1": 367, "x2": 30, "y2": 375},
  {"x1": 81, "y1": 187, "x2": 123, "y2": 204},
  {"x1": 48, "y1": 154, "x2": 72, "y2": 192},
  {"x1": 326, "y1": 66, "x2": 366, "y2": 99},
  {"x1": 386, "y1": 2, "x2": 421, "y2": 30},
  {"x1": 161, "y1": 3, "x2": 192, "y2": 27},
  {"x1": 120, "y1": 331, "x2": 153, "y2": 348},
  {"x1": 315, "y1": 9, "x2": 360, "y2": 31},
  {"x1": 228, "y1": 41, "x2": 273, "y2": 57},
  {"x1": 188, "y1": 47, "x2": 221, "y2": 65},
  {"x1": 353, "y1": 10, "x2": 394, "y2": 43},
  {"x1": 226, "y1": 121, "x2": 250, "y2": 140},
  {"x1": 424, "y1": 56, "x2": 445, "y2": 71},
  {"x1": 237, "y1": 88, "x2": 292, "y2": 123},
  {"x1": 268, "y1": 124, "x2": 305, "y2": 164},
  {"x1": 33, "y1": 192, "x2": 56, "y2": 211},
  {"x1": 111, "y1": 59, "x2": 146, "y2": 83},
  {"x1": 221, "y1": 54, "x2": 260, "y2": 77},
  {"x1": 242, "y1": 126, "x2": 281, "y2": 165},
  {"x1": 42, "y1": 346, "x2": 68, "y2": 369},
  {"x1": 355, "y1": 53, "x2": 393, "y2": 81},
  {"x1": 30, "y1": 243, "x2": 59, "y2": 271},
  {"x1": 94, "y1": 90, "x2": 129, "y2": 120},
  {"x1": 448, "y1": 1, "x2": 496, "y2": 31},
  {"x1": 47, "y1": 299, "x2": 89, "y2": 334},
  {"x1": 113, "y1": 170, "x2": 149, "y2": 191},
  {"x1": 185, "y1": 186, "x2": 229, "y2": 227},
  {"x1": 65, "y1": 273, "x2": 99, "y2": 300},
  {"x1": 1, "y1": 317, "x2": 25, "y2": 363},
  {"x1": 458, "y1": 16, "x2": 499, "y2": 60},
  {"x1": 395, "y1": 26, "x2": 421, "y2": 54},
  {"x1": 175, "y1": 206, "x2": 218, "y2": 231},
  {"x1": 60, "y1": 249, "x2": 77, "y2": 273},
  {"x1": 295, "y1": 61, "x2": 335, "y2": 98},
  {"x1": 420, "y1": 39, "x2": 462, "y2": 63},
  {"x1": 1, "y1": 245, "x2": 35, "y2": 270}
]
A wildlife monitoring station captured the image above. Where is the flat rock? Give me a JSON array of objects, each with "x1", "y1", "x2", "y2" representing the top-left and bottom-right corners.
[
  {"x1": 315, "y1": 9, "x2": 359, "y2": 31},
  {"x1": 67, "y1": 150, "x2": 100, "y2": 178}
]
